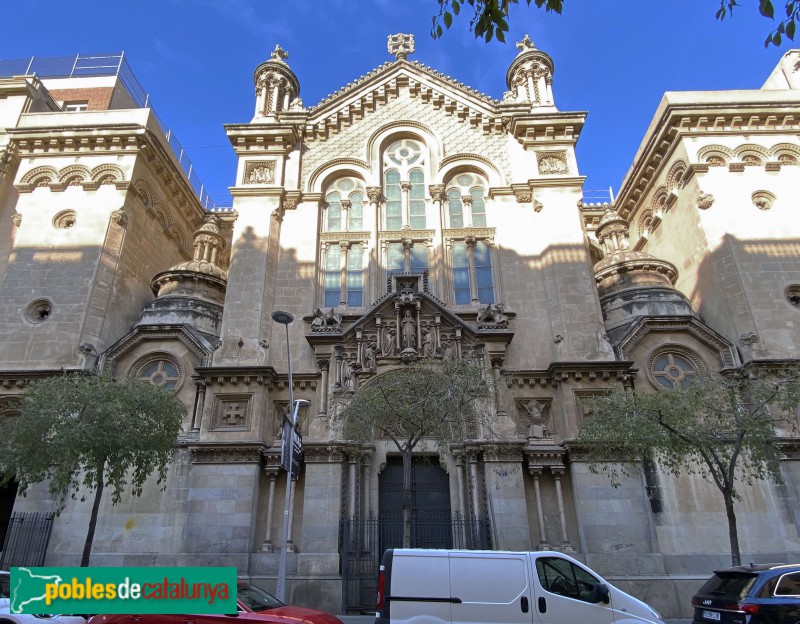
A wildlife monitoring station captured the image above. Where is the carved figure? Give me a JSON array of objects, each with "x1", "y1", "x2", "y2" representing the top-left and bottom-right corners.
[
  {"x1": 420, "y1": 329, "x2": 434, "y2": 357},
  {"x1": 477, "y1": 303, "x2": 509, "y2": 327},
  {"x1": 401, "y1": 310, "x2": 417, "y2": 350},
  {"x1": 342, "y1": 359, "x2": 355, "y2": 391},
  {"x1": 247, "y1": 165, "x2": 273, "y2": 184},
  {"x1": 363, "y1": 341, "x2": 376, "y2": 372},
  {"x1": 381, "y1": 326, "x2": 396, "y2": 356},
  {"x1": 311, "y1": 308, "x2": 325, "y2": 328},
  {"x1": 325, "y1": 308, "x2": 342, "y2": 327},
  {"x1": 442, "y1": 338, "x2": 455, "y2": 361},
  {"x1": 521, "y1": 400, "x2": 547, "y2": 439}
]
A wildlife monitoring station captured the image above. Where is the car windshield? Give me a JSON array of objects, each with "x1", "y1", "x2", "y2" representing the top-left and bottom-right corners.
[
  {"x1": 0, "y1": 574, "x2": 9, "y2": 599},
  {"x1": 238, "y1": 583, "x2": 285, "y2": 612},
  {"x1": 700, "y1": 572, "x2": 758, "y2": 599}
]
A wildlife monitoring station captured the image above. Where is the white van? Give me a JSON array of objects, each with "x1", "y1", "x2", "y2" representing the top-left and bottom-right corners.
[{"x1": 375, "y1": 549, "x2": 664, "y2": 624}]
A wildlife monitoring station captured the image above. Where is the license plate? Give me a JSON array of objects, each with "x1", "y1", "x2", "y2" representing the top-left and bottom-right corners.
[{"x1": 702, "y1": 610, "x2": 721, "y2": 621}]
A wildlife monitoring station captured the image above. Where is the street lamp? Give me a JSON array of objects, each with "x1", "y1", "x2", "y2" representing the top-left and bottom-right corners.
[{"x1": 272, "y1": 310, "x2": 296, "y2": 603}]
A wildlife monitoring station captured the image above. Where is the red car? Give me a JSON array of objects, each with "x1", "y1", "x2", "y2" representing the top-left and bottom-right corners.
[{"x1": 87, "y1": 582, "x2": 344, "y2": 624}]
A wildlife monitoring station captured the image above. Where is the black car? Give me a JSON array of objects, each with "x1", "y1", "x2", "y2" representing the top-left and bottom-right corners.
[{"x1": 691, "y1": 563, "x2": 800, "y2": 624}]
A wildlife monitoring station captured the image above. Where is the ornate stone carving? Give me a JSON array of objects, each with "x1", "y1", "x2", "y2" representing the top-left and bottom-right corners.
[
  {"x1": 428, "y1": 184, "x2": 445, "y2": 203},
  {"x1": 477, "y1": 303, "x2": 509, "y2": 329},
  {"x1": 387, "y1": 33, "x2": 415, "y2": 60},
  {"x1": 191, "y1": 445, "x2": 264, "y2": 464},
  {"x1": 366, "y1": 187, "x2": 383, "y2": 203},
  {"x1": 514, "y1": 189, "x2": 532, "y2": 203},
  {"x1": 271, "y1": 44, "x2": 289, "y2": 62},
  {"x1": 752, "y1": 190, "x2": 776, "y2": 211},
  {"x1": 400, "y1": 309, "x2": 417, "y2": 350},
  {"x1": 696, "y1": 192, "x2": 715, "y2": 210},
  {"x1": 11, "y1": 213, "x2": 22, "y2": 227},
  {"x1": 110, "y1": 209, "x2": 129, "y2": 227},
  {"x1": 533, "y1": 199, "x2": 543, "y2": 213},
  {"x1": 310, "y1": 307, "x2": 343, "y2": 333},
  {"x1": 516, "y1": 398, "x2": 552, "y2": 438},
  {"x1": 537, "y1": 151, "x2": 568, "y2": 175},
  {"x1": 243, "y1": 161, "x2": 275, "y2": 185},
  {"x1": 739, "y1": 332, "x2": 760, "y2": 346},
  {"x1": 362, "y1": 340, "x2": 377, "y2": 372},
  {"x1": 303, "y1": 445, "x2": 345, "y2": 463},
  {"x1": 516, "y1": 34, "x2": 536, "y2": 52},
  {"x1": 210, "y1": 394, "x2": 253, "y2": 431}
]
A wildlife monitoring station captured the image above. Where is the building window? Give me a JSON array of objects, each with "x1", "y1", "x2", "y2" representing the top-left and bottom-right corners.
[
  {"x1": 131, "y1": 353, "x2": 183, "y2": 391},
  {"x1": 322, "y1": 242, "x2": 365, "y2": 308},
  {"x1": 63, "y1": 101, "x2": 88, "y2": 112},
  {"x1": 446, "y1": 173, "x2": 488, "y2": 228},
  {"x1": 385, "y1": 240, "x2": 429, "y2": 281},
  {"x1": 383, "y1": 139, "x2": 427, "y2": 230},
  {"x1": 450, "y1": 239, "x2": 494, "y2": 305},
  {"x1": 646, "y1": 346, "x2": 705, "y2": 391},
  {"x1": 324, "y1": 178, "x2": 366, "y2": 232}
]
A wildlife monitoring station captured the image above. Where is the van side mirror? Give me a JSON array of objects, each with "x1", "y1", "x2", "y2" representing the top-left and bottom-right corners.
[{"x1": 592, "y1": 583, "x2": 610, "y2": 604}]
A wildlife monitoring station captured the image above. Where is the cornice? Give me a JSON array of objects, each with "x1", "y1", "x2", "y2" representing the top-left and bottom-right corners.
[
  {"x1": 303, "y1": 443, "x2": 347, "y2": 463},
  {"x1": 224, "y1": 124, "x2": 301, "y2": 154},
  {"x1": 509, "y1": 112, "x2": 587, "y2": 147},
  {"x1": 230, "y1": 187, "x2": 286, "y2": 198},
  {"x1": 101, "y1": 325, "x2": 213, "y2": 375},
  {"x1": 616, "y1": 98, "x2": 800, "y2": 219},
  {"x1": 503, "y1": 361, "x2": 638, "y2": 387},
  {"x1": 193, "y1": 366, "x2": 277, "y2": 386},
  {"x1": 528, "y1": 176, "x2": 586, "y2": 189},
  {"x1": 0, "y1": 368, "x2": 84, "y2": 389},
  {"x1": 190, "y1": 442, "x2": 269, "y2": 464}
]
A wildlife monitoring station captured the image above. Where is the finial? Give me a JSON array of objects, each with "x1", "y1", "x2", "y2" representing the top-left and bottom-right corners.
[
  {"x1": 387, "y1": 33, "x2": 415, "y2": 61},
  {"x1": 271, "y1": 44, "x2": 289, "y2": 62},
  {"x1": 516, "y1": 34, "x2": 535, "y2": 53}
]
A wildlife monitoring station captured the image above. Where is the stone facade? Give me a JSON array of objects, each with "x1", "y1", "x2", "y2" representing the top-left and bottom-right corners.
[{"x1": 0, "y1": 43, "x2": 799, "y2": 619}]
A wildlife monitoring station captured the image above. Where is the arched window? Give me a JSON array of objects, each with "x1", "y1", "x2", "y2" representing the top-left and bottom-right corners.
[
  {"x1": 131, "y1": 353, "x2": 184, "y2": 391},
  {"x1": 445, "y1": 172, "x2": 488, "y2": 228},
  {"x1": 324, "y1": 178, "x2": 367, "y2": 232},
  {"x1": 647, "y1": 347, "x2": 705, "y2": 391},
  {"x1": 383, "y1": 139, "x2": 427, "y2": 230}
]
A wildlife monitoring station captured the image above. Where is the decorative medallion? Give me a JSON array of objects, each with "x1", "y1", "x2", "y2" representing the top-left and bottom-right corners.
[
  {"x1": 537, "y1": 151, "x2": 568, "y2": 175},
  {"x1": 243, "y1": 161, "x2": 276, "y2": 185}
]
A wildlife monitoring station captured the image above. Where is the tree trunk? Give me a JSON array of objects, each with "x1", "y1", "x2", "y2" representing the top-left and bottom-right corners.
[
  {"x1": 723, "y1": 489, "x2": 741, "y2": 566},
  {"x1": 81, "y1": 462, "x2": 105, "y2": 567},
  {"x1": 402, "y1": 450, "x2": 412, "y2": 548}
]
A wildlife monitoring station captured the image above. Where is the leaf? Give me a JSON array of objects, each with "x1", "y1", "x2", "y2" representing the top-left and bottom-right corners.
[
  {"x1": 452, "y1": 1, "x2": 460, "y2": 15},
  {"x1": 787, "y1": 19, "x2": 796, "y2": 38},
  {"x1": 497, "y1": 29, "x2": 506, "y2": 42},
  {"x1": 760, "y1": 0, "x2": 775, "y2": 18},
  {"x1": 444, "y1": 10, "x2": 453, "y2": 27}
]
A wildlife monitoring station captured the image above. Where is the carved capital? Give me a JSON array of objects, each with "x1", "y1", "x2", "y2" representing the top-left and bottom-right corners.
[
  {"x1": 366, "y1": 187, "x2": 383, "y2": 203},
  {"x1": 428, "y1": 184, "x2": 445, "y2": 203},
  {"x1": 316, "y1": 357, "x2": 330, "y2": 372},
  {"x1": 110, "y1": 209, "x2": 128, "y2": 227},
  {"x1": 11, "y1": 212, "x2": 22, "y2": 227}
]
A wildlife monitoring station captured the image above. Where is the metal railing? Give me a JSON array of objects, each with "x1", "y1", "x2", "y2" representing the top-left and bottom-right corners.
[
  {"x1": 0, "y1": 511, "x2": 55, "y2": 570},
  {"x1": 0, "y1": 53, "x2": 228, "y2": 210}
]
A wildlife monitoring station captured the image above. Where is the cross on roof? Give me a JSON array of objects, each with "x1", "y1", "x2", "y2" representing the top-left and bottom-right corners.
[{"x1": 387, "y1": 33, "x2": 415, "y2": 61}]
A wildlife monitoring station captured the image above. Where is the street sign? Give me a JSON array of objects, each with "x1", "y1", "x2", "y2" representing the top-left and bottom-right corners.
[{"x1": 280, "y1": 416, "x2": 304, "y2": 475}]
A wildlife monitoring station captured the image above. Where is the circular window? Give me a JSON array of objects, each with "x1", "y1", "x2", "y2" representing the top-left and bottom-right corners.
[
  {"x1": 387, "y1": 140, "x2": 422, "y2": 166},
  {"x1": 647, "y1": 346, "x2": 705, "y2": 390},
  {"x1": 24, "y1": 299, "x2": 53, "y2": 324},
  {"x1": 130, "y1": 353, "x2": 184, "y2": 391},
  {"x1": 786, "y1": 285, "x2": 800, "y2": 309},
  {"x1": 53, "y1": 210, "x2": 77, "y2": 229}
]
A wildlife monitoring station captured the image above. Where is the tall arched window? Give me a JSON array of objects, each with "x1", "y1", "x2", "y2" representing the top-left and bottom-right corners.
[
  {"x1": 324, "y1": 178, "x2": 367, "y2": 232},
  {"x1": 450, "y1": 239, "x2": 494, "y2": 305},
  {"x1": 445, "y1": 172, "x2": 488, "y2": 228},
  {"x1": 383, "y1": 139, "x2": 427, "y2": 230}
]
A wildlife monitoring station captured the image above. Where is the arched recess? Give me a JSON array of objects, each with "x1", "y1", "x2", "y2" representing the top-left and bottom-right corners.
[
  {"x1": 58, "y1": 164, "x2": 91, "y2": 186},
  {"x1": 91, "y1": 163, "x2": 126, "y2": 184},
  {"x1": 0, "y1": 397, "x2": 21, "y2": 548},
  {"x1": 308, "y1": 159, "x2": 371, "y2": 194},
  {"x1": 770, "y1": 143, "x2": 800, "y2": 164},
  {"x1": 697, "y1": 144, "x2": 734, "y2": 166},
  {"x1": 19, "y1": 165, "x2": 58, "y2": 188},
  {"x1": 365, "y1": 120, "x2": 444, "y2": 179},
  {"x1": 436, "y1": 153, "x2": 504, "y2": 188}
]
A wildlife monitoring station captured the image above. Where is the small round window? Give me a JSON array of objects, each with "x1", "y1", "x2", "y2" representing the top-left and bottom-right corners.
[
  {"x1": 53, "y1": 210, "x2": 77, "y2": 229},
  {"x1": 647, "y1": 347, "x2": 705, "y2": 390},
  {"x1": 24, "y1": 299, "x2": 53, "y2": 324},
  {"x1": 131, "y1": 354, "x2": 183, "y2": 391}
]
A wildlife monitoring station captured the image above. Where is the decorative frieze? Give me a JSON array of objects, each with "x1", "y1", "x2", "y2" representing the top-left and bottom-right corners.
[
  {"x1": 190, "y1": 444, "x2": 267, "y2": 464},
  {"x1": 537, "y1": 151, "x2": 568, "y2": 175},
  {"x1": 243, "y1": 160, "x2": 276, "y2": 185}
]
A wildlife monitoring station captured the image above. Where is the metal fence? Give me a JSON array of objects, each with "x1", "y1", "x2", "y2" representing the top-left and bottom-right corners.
[
  {"x1": 0, "y1": 511, "x2": 55, "y2": 570},
  {"x1": 0, "y1": 53, "x2": 226, "y2": 210},
  {"x1": 340, "y1": 513, "x2": 492, "y2": 613}
]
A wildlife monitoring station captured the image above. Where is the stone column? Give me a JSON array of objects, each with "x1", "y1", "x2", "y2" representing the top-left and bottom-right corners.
[
  {"x1": 340, "y1": 199, "x2": 351, "y2": 232},
  {"x1": 453, "y1": 450, "x2": 468, "y2": 547},
  {"x1": 400, "y1": 181, "x2": 411, "y2": 228},
  {"x1": 462, "y1": 195, "x2": 473, "y2": 228},
  {"x1": 259, "y1": 468, "x2": 279, "y2": 552},
  {"x1": 465, "y1": 236, "x2": 478, "y2": 304},
  {"x1": 529, "y1": 467, "x2": 549, "y2": 549},
  {"x1": 191, "y1": 381, "x2": 206, "y2": 432},
  {"x1": 338, "y1": 241, "x2": 350, "y2": 306},
  {"x1": 316, "y1": 357, "x2": 329, "y2": 416},
  {"x1": 367, "y1": 187, "x2": 382, "y2": 296},
  {"x1": 551, "y1": 467, "x2": 574, "y2": 551}
]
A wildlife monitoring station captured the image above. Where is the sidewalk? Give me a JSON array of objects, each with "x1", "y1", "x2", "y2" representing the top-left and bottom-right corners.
[{"x1": 337, "y1": 616, "x2": 691, "y2": 624}]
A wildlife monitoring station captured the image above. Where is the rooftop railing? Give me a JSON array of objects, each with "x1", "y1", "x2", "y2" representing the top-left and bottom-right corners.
[{"x1": 0, "y1": 53, "x2": 228, "y2": 211}]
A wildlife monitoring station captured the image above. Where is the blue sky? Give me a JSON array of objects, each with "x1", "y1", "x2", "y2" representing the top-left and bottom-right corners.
[{"x1": 1, "y1": 0, "x2": 794, "y2": 205}]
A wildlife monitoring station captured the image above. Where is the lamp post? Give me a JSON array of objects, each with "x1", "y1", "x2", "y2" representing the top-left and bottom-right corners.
[{"x1": 272, "y1": 310, "x2": 295, "y2": 603}]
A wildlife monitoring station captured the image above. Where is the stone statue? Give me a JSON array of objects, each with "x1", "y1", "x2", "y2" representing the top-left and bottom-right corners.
[
  {"x1": 325, "y1": 308, "x2": 342, "y2": 327},
  {"x1": 477, "y1": 303, "x2": 509, "y2": 328},
  {"x1": 380, "y1": 324, "x2": 395, "y2": 356},
  {"x1": 362, "y1": 340, "x2": 376, "y2": 372},
  {"x1": 311, "y1": 308, "x2": 325, "y2": 329},
  {"x1": 342, "y1": 358, "x2": 355, "y2": 391},
  {"x1": 442, "y1": 338, "x2": 455, "y2": 361},
  {"x1": 521, "y1": 399, "x2": 547, "y2": 439},
  {"x1": 420, "y1": 329, "x2": 434, "y2": 357},
  {"x1": 401, "y1": 310, "x2": 416, "y2": 350}
]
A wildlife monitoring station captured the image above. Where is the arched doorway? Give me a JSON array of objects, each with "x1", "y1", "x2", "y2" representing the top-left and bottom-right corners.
[
  {"x1": 378, "y1": 456, "x2": 452, "y2": 551},
  {"x1": 0, "y1": 477, "x2": 18, "y2": 550}
]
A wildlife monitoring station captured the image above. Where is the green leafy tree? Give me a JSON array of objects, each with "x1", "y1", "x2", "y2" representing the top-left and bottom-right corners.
[
  {"x1": 0, "y1": 374, "x2": 186, "y2": 566},
  {"x1": 432, "y1": 0, "x2": 799, "y2": 47},
  {"x1": 333, "y1": 358, "x2": 490, "y2": 547},
  {"x1": 575, "y1": 368, "x2": 800, "y2": 565}
]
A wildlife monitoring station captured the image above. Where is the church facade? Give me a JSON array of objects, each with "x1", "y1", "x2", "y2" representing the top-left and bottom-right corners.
[{"x1": 0, "y1": 38, "x2": 799, "y2": 618}]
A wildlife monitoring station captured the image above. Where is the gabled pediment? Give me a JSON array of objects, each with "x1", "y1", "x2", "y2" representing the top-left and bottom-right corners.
[
  {"x1": 305, "y1": 272, "x2": 514, "y2": 393},
  {"x1": 303, "y1": 60, "x2": 508, "y2": 140}
]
